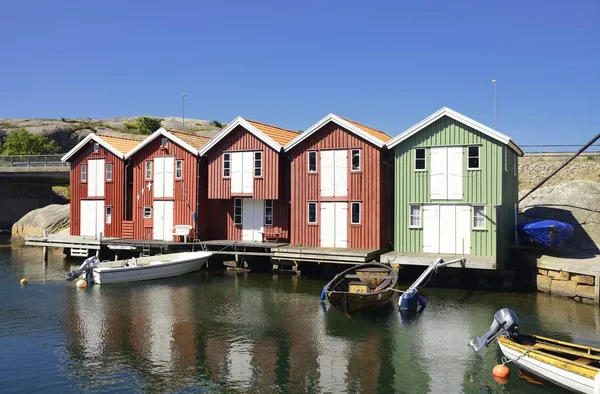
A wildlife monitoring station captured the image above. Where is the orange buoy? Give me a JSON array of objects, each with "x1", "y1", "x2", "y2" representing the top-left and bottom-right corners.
[
  {"x1": 76, "y1": 279, "x2": 87, "y2": 289},
  {"x1": 492, "y1": 376, "x2": 509, "y2": 385},
  {"x1": 492, "y1": 364, "x2": 510, "y2": 379}
]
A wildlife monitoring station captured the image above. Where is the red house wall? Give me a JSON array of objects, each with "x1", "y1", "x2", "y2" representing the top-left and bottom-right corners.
[
  {"x1": 288, "y1": 122, "x2": 388, "y2": 249},
  {"x1": 69, "y1": 142, "x2": 125, "y2": 238},
  {"x1": 130, "y1": 138, "x2": 202, "y2": 240}
]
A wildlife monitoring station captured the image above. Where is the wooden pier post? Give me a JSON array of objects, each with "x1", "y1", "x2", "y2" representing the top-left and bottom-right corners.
[{"x1": 595, "y1": 276, "x2": 599, "y2": 305}]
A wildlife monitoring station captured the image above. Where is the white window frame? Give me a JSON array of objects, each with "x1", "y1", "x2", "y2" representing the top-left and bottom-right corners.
[
  {"x1": 161, "y1": 137, "x2": 168, "y2": 148},
  {"x1": 414, "y1": 148, "x2": 426, "y2": 171},
  {"x1": 106, "y1": 163, "x2": 113, "y2": 181},
  {"x1": 223, "y1": 152, "x2": 231, "y2": 178},
  {"x1": 145, "y1": 161, "x2": 152, "y2": 180},
  {"x1": 351, "y1": 149, "x2": 361, "y2": 172},
  {"x1": 176, "y1": 159, "x2": 183, "y2": 179},
  {"x1": 307, "y1": 202, "x2": 317, "y2": 224},
  {"x1": 504, "y1": 147, "x2": 507, "y2": 172},
  {"x1": 143, "y1": 207, "x2": 152, "y2": 219},
  {"x1": 105, "y1": 206, "x2": 112, "y2": 224},
  {"x1": 92, "y1": 142, "x2": 99, "y2": 153},
  {"x1": 265, "y1": 199, "x2": 273, "y2": 226},
  {"x1": 409, "y1": 204, "x2": 422, "y2": 228},
  {"x1": 233, "y1": 198, "x2": 242, "y2": 225},
  {"x1": 472, "y1": 205, "x2": 486, "y2": 230},
  {"x1": 307, "y1": 151, "x2": 317, "y2": 173},
  {"x1": 254, "y1": 151, "x2": 262, "y2": 177},
  {"x1": 351, "y1": 201, "x2": 361, "y2": 224},
  {"x1": 81, "y1": 164, "x2": 87, "y2": 182},
  {"x1": 467, "y1": 146, "x2": 480, "y2": 170}
]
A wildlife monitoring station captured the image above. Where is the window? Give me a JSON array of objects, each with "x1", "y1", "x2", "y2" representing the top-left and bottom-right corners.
[
  {"x1": 105, "y1": 206, "x2": 112, "y2": 224},
  {"x1": 351, "y1": 202, "x2": 361, "y2": 224},
  {"x1": 81, "y1": 164, "x2": 87, "y2": 182},
  {"x1": 468, "y1": 146, "x2": 480, "y2": 170},
  {"x1": 106, "y1": 163, "x2": 113, "y2": 181},
  {"x1": 254, "y1": 151, "x2": 262, "y2": 177},
  {"x1": 92, "y1": 142, "x2": 99, "y2": 153},
  {"x1": 265, "y1": 199, "x2": 273, "y2": 225},
  {"x1": 223, "y1": 153, "x2": 231, "y2": 177},
  {"x1": 307, "y1": 202, "x2": 317, "y2": 224},
  {"x1": 409, "y1": 204, "x2": 422, "y2": 228},
  {"x1": 351, "y1": 149, "x2": 361, "y2": 171},
  {"x1": 176, "y1": 160, "x2": 183, "y2": 179},
  {"x1": 145, "y1": 161, "x2": 152, "y2": 179},
  {"x1": 415, "y1": 148, "x2": 426, "y2": 171},
  {"x1": 161, "y1": 137, "x2": 168, "y2": 148},
  {"x1": 473, "y1": 206, "x2": 486, "y2": 230},
  {"x1": 513, "y1": 152, "x2": 517, "y2": 176},
  {"x1": 308, "y1": 151, "x2": 317, "y2": 173},
  {"x1": 504, "y1": 147, "x2": 507, "y2": 172},
  {"x1": 143, "y1": 207, "x2": 152, "y2": 219},
  {"x1": 234, "y1": 198, "x2": 242, "y2": 225}
]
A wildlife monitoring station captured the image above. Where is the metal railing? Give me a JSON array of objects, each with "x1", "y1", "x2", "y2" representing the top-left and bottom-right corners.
[
  {"x1": 521, "y1": 144, "x2": 598, "y2": 160},
  {"x1": 0, "y1": 154, "x2": 68, "y2": 168}
]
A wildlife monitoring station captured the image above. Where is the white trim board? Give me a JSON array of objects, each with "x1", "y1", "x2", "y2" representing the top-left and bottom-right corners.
[
  {"x1": 61, "y1": 133, "x2": 125, "y2": 162},
  {"x1": 125, "y1": 128, "x2": 199, "y2": 158},
  {"x1": 199, "y1": 117, "x2": 282, "y2": 156},
  {"x1": 386, "y1": 107, "x2": 524, "y2": 156},
  {"x1": 284, "y1": 113, "x2": 386, "y2": 151}
]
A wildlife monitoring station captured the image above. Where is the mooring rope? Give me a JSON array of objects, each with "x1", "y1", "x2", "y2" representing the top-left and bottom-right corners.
[{"x1": 501, "y1": 346, "x2": 533, "y2": 366}]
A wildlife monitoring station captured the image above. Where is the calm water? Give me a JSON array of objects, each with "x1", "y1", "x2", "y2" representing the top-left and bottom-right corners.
[{"x1": 1, "y1": 239, "x2": 599, "y2": 393}]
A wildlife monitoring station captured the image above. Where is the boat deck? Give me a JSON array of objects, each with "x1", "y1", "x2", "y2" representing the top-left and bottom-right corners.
[{"x1": 379, "y1": 251, "x2": 497, "y2": 270}]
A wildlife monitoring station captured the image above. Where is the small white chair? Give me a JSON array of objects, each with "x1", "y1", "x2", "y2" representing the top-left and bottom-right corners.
[{"x1": 172, "y1": 225, "x2": 193, "y2": 243}]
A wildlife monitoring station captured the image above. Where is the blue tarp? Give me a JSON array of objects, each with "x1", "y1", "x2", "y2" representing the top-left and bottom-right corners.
[{"x1": 517, "y1": 219, "x2": 574, "y2": 247}]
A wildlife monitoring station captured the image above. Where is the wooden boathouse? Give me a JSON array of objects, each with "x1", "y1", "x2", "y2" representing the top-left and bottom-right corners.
[
  {"x1": 61, "y1": 133, "x2": 142, "y2": 238},
  {"x1": 381, "y1": 107, "x2": 524, "y2": 270}
]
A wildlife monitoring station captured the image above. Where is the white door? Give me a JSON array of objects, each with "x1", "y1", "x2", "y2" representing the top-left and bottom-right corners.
[
  {"x1": 320, "y1": 150, "x2": 334, "y2": 197},
  {"x1": 231, "y1": 152, "x2": 243, "y2": 194},
  {"x1": 153, "y1": 200, "x2": 174, "y2": 241},
  {"x1": 154, "y1": 157, "x2": 174, "y2": 198},
  {"x1": 320, "y1": 202, "x2": 348, "y2": 248},
  {"x1": 242, "y1": 151, "x2": 254, "y2": 194},
  {"x1": 80, "y1": 200, "x2": 104, "y2": 237},
  {"x1": 439, "y1": 205, "x2": 457, "y2": 254},
  {"x1": 422, "y1": 205, "x2": 440, "y2": 253},
  {"x1": 334, "y1": 150, "x2": 348, "y2": 197},
  {"x1": 334, "y1": 202, "x2": 348, "y2": 247},
  {"x1": 447, "y1": 147, "x2": 463, "y2": 199},
  {"x1": 87, "y1": 159, "x2": 104, "y2": 197},
  {"x1": 430, "y1": 148, "x2": 447, "y2": 200},
  {"x1": 455, "y1": 206, "x2": 471, "y2": 255},
  {"x1": 242, "y1": 199, "x2": 264, "y2": 242}
]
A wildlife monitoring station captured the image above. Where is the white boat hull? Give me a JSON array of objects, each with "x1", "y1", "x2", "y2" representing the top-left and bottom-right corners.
[
  {"x1": 499, "y1": 342, "x2": 600, "y2": 394},
  {"x1": 92, "y1": 251, "x2": 212, "y2": 284}
]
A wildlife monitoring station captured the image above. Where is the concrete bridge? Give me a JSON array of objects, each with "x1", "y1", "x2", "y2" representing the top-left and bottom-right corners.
[{"x1": 0, "y1": 155, "x2": 69, "y2": 230}]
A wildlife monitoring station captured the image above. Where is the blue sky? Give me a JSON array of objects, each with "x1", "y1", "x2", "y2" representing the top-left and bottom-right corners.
[{"x1": 1, "y1": 0, "x2": 598, "y2": 145}]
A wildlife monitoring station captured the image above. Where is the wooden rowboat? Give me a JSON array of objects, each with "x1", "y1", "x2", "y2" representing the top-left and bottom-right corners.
[
  {"x1": 498, "y1": 333, "x2": 600, "y2": 394},
  {"x1": 323, "y1": 263, "x2": 398, "y2": 315}
]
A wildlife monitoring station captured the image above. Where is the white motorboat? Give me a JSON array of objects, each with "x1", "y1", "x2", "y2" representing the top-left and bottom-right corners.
[{"x1": 67, "y1": 251, "x2": 213, "y2": 284}]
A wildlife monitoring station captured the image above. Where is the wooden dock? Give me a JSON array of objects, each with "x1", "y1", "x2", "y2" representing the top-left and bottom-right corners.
[
  {"x1": 379, "y1": 251, "x2": 497, "y2": 270},
  {"x1": 271, "y1": 246, "x2": 381, "y2": 265}
]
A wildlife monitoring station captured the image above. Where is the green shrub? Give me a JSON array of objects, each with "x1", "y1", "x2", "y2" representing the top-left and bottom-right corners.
[
  {"x1": 1, "y1": 129, "x2": 60, "y2": 155},
  {"x1": 134, "y1": 117, "x2": 162, "y2": 135},
  {"x1": 212, "y1": 120, "x2": 223, "y2": 128}
]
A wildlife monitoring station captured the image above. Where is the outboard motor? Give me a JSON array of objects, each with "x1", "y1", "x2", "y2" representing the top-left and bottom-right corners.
[
  {"x1": 66, "y1": 256, "x2": 99, "y2": 284},
  {"x1": 469, "y1": 308, "x2": 519, "y2": 352}
]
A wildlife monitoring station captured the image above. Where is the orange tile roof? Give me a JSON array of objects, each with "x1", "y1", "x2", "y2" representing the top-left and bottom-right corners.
[
  {"x1": 98, "y1": 134, "x2": 143, "y2": 155},
  {"x1": 168, "y1": 130, "x2": 212, "y2": 150},
  {"x1": 246, "y1": 120, "x2": 300, "y2": 146},
  {"x1": 342, "y1": 118, "x2": 392, "y2": 143}
]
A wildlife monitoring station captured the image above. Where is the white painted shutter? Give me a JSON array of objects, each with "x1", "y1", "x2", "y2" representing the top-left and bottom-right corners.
[
  {"x1": 447, "y1": 147, "x2": 463, "y2": 200},
  {"x1": 153, "y1": 201, "x2": 164, "y2": 240},
  {"x1": 430, "y1": 148, "x2": 447, "y2": 200},
  {"x1": 87, "y1": 160, "x2": 97, "y2": 197},
  {"x1": 96, "y1": 200, "x2": 104, "y2": 236},
  {"x1": 154, "y1": 157, "x2": 164, "y2": 198},
  {"x1": 439, "y1": 204, "x2": 457, "y2": 254},
  {"x1": 455, "y1": 205, "x2": 471, "y2": 255},
  {"x1": 95, "y1": 159, "x2": 105, "y2": 198},
  {"x1": 320, "y1": 202, "x2": 334, "y2": 247},
  {"x1": 242, "y1": 151, "x2": 254, "y2": 194},
  {"x1": 163, "y1": 157, "x2": 175, "y2": 198},
  {"x1": 163, "y1": 200, "x2": 174, "y2": 241},
  {"x1": 334, "y1": 150, "x2": 348, "y2": 197},
  {"x1": 422, "y1": 205, "x2": 439, "y2": 253},
  {"x1": 231, "y1": 152, "x2": 243, "y2": 194},
  {"x1": 334, "y1": 202, "x2": 348, "y2": 248},
  {"x1": 320, "y1": 151, "x2": 334, "y2": 197}
]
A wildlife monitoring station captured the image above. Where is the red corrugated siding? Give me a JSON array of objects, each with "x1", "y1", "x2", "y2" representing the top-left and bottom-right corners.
[
  {"x1": 289, "y1": 122, "x2": 387, "y2": 249},
  {"x1": 206, "y1": 125, "x2": 280, "y2": 200},
  {"x1": 69, "y1": 141, "x2": 125, "y2": 238},
  {"x1": 130, "y1": 138, "x2": 203, "y2": 240}
]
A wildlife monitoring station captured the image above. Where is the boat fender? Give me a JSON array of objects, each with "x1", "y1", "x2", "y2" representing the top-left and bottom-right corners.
[{"x1": 320, "y1": 285, "x2": 327, "y2": 301}]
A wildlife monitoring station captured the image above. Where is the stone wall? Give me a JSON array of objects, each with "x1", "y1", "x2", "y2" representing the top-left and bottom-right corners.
[{"x1": 536, "y1": 269, "x2": 598, "y2": 304}]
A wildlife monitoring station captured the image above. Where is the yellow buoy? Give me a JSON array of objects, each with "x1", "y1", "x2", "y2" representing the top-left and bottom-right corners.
[
  {"x1": 76, "y1": 279, "x2": 87, "y2": 289},
  {"x1": 20, "y1": 278, "x2": 28, "y2": 285}
]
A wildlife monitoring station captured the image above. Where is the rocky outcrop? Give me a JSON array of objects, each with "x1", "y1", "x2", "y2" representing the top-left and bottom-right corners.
[
  {"x1": 519, "y1": 180, "x2": 600, "y2": 252},
  {"x1": 11, "y1": 204, "x2": 70, "y2": 238},
  {"x1": 519, "y1": 158, "x2": 600, "y2": 190}
]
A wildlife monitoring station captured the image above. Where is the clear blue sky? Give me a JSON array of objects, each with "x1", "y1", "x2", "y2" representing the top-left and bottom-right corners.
[{"x1": 1, "y1": 0, "x2": 598, "y2": 145}]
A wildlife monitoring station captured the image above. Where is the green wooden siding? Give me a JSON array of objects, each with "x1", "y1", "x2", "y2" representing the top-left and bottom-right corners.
[{"x1": 393, "y1": 115, "x2": 519, "y2": 263}]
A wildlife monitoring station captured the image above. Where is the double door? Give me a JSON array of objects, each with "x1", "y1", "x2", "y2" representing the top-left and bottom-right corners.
[
  {"x1": 242, "y1": 199, "x2": 264, "y2": 242},
  {"x1": 231, "y1": 152, "x2": 254, "y2": 194},
  {"x1": 153, "y1": 156, "x2": 175, "y2": 240},
  {"x1": 320, "y1": 202, "x2": 347, "y2": 248},
  {"x1": 423, "y1": 204, "x2": 471, "y2": 254},
  {"x1": 320, "y1": 150, "x2": 347, "y2": 197},
  {"x1": 153, "y1": 200, "x2": 174, "y2": 241},
  {"x1": 80, "y1": 200, "x2": 104, "y2": 237}
]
